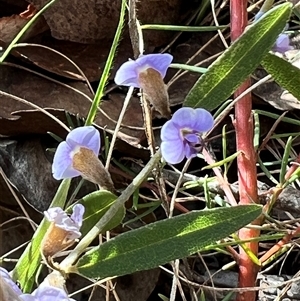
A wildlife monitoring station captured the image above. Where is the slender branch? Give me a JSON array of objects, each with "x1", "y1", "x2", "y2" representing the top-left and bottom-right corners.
[{"x1": 230, "y1": 1, "x2": 260, "y2": 301}]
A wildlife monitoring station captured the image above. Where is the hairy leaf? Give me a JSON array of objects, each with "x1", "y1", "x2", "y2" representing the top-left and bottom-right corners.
[
  {"x1": 75, "y1": 205, "x2": 261, "y2": 278},
  {"x1": 183, "y1": 3, "x2": 292, "y2": 110}
]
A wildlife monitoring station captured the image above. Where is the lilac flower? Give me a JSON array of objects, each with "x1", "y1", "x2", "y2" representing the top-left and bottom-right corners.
[
  {"x1": 115, "y1": 53, "x2": 173, "y2": 88},
  {"x1": 52, "y1": 126, "x2": 100, "y2": 180},
  {"x1": 161, "y1": 107, "x2": 214, "y2": 164},
  {"x1": 42, "y1": 205, "x2": 84, "y2": 258},
  {"x1": 115, "y1": 54, "x2": 173, "y2": 118},
  {"x1": 52, "y1": 126, "x2": 115, "y2": 191},
  {"x1": 273, "y1": 33, "x2": 293, "y2": 53},
  {"x1": 44, "y1": 204, "x2": 84, "y2": 240}
]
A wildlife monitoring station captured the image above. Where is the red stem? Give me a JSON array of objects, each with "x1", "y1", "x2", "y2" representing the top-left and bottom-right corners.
[{"x1": 230, "y1": 1, "x2": 260, "y2": 301}]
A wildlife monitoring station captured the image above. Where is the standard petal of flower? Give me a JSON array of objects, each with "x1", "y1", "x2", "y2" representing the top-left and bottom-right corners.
[
  {"x1": 66, "y1": 126, "x2": 100, "y2": 155},
  {"x1": 193, "y1": 108, "x2": 214, "y2": 132},
  {"x1": 161, "y1": 120, "x2": 181, "y2": 141},
  {"x1": 136, "y1": 53, "x2": 173, "y2": 78},
  {"x1": 161, "y1": 140, "x2": 185, "y2": 164},
  {"x1": 52, "y1": 142, "x2": 80, "y2": 180},
  {"x1": 171, "y1": 107, "x2": 196, "y2": 128},
  {"x1": 114, "y1": 60, "x2": 140, "y2": 87},
  {"x1": 70, "y1": 204, "x2": 85, "y2": 227}
]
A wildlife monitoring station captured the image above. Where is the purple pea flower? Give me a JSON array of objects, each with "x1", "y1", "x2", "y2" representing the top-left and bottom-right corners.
[
  {"x1": 115, "y1": 53, "x2": 173, "y2": 118},
  {"x1": 115, "y1": 53, "x2": 173, "y2": 87},
  {"x1": 52, "y1": 126, "x2": 115, "y2": 191},
  {"x1": 161, "y1": 107, "x2": 214, "y2": 164},
  {"x1": 273, "y1": 33, "x2": 293, "y2": 53},
  {"x1": 42, "y1": 205, "x2": 85, "y2": 258},
  {"x1": 44, "y1": 204, "x2": 84, "y2": 240},
  {"x1": 52, "y1": 126, "x2": 100, "y2": 180}
]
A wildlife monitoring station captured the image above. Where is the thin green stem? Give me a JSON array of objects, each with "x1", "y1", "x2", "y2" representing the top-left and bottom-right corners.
[{"x1": 85, "y1": 0, "x2": 127, "y2": 126}]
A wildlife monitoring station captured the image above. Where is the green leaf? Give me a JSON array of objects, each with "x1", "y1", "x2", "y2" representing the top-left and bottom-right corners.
[
  {"x1": 12, "y1": 179, "x2": 71, "y2": 292},
  {"x1": 69, "y1": 190, "x2": 125, "y2": 236},
  {"x1": 183, "y1": 3, "x2": 292, "y2": 110},
  {"x1": 262, "y1": 52, "x2": 300, "y2": 101},
  {"x1": 75, "y1": 204, "x2": 261, "y2": 278}
]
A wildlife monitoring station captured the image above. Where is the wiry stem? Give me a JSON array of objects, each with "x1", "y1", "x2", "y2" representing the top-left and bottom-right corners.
[{"x1": 230, "y1": 1, "x2": 260, "y2": 301}]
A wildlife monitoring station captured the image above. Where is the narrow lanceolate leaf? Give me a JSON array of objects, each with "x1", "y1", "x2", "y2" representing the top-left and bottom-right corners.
[
  {"x1": 262, "y1": 52, "x2": 300, "y2": 101},
  {"x1": 75, "y1": 205, "x2": 262, "y2": 278},
  {"x1": 69, "y1": 190, "x2": 125, "y2": 236},
  {"x1": 183, "y1": 3, "x2": 292, "y2": 110}
]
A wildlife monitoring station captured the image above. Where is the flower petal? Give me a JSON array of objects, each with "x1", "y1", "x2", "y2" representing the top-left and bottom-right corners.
[
  {"x1": 66, "y1": 126, "x2": 100, "y2": 155},
  {"x1": 71, "y1": 204, "x2": 85, "y2": 227},
  {"x1": 44, "y1": 207, "x2": 82, "y2": 240},
  {"x1": 20, "y1": 294, "x2": 37, "y2": 301},
  {"x1": 114, "y1": 60, "x2": 140, "y2": 87},
  {"x1": 136, "y1": 54, "x2": 173, "y2": 78},
  {"x1": 32, "y1": 284, "x2": 73, "y2": 301},
  {"x1": 161, "y1": 140, "x2": 185, "y2": 164},
  {"x1": 273, "y1": 33, "x2": 292, "y2": 53},
  {"x1": 44, "y1": 207, "x2": 65, "y2": 222},
  {"x1": 52, "y1": 142, "x2": 80, "y2": 180},
  {"x1": 184, "y1": 143, "x2": 198, "y2": 159},
  {"x1": 0, "y1": 267, "x2": 23, "y2": 296},
  {"x1": 161, "y1": 120, "x2": 181, "y2": 141},
  {"x1": 185, "y1": 133, "x2": 199, "y2": 144},
  {"x1": 193, "y1": 108, "x2": 214, "y2": 132},
  {"x1": 171, "y1": 107, "x2": 197, "y2": 128}
]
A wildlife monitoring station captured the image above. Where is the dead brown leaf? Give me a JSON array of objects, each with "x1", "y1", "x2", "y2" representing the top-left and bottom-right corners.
[
  {"x1": 29, "y1": 0, "x2": 186, "y2": 47},
  {"x1": 13, "y1": 36, "x2": 133, "y2": 82},
  {"x1": 0, "y1": 13, "x2": 48, "y2": 46}
]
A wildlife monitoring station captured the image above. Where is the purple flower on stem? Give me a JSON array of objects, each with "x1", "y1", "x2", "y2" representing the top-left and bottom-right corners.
[
  {"x1": 52, "y1": 126, "x2": 100, "y2": 180},
  {"x1": 115, "y1": 53, "x2": 173, "y2": 118},
  {"x1": 52, "y1": 127, "x2": 115, "y2": 190},
  {"x1": 42, "y1": 205, "x2": 84, "y2": 258},
  {"x1": 115, "y1": 53, "x2": 173, "y2": 87},
  {"x1": 44, "y1": 204, "x2": 84, "y2": 240},
  {"x1": 161, "y1": 107, "x2": 214, "y2": 164}
]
